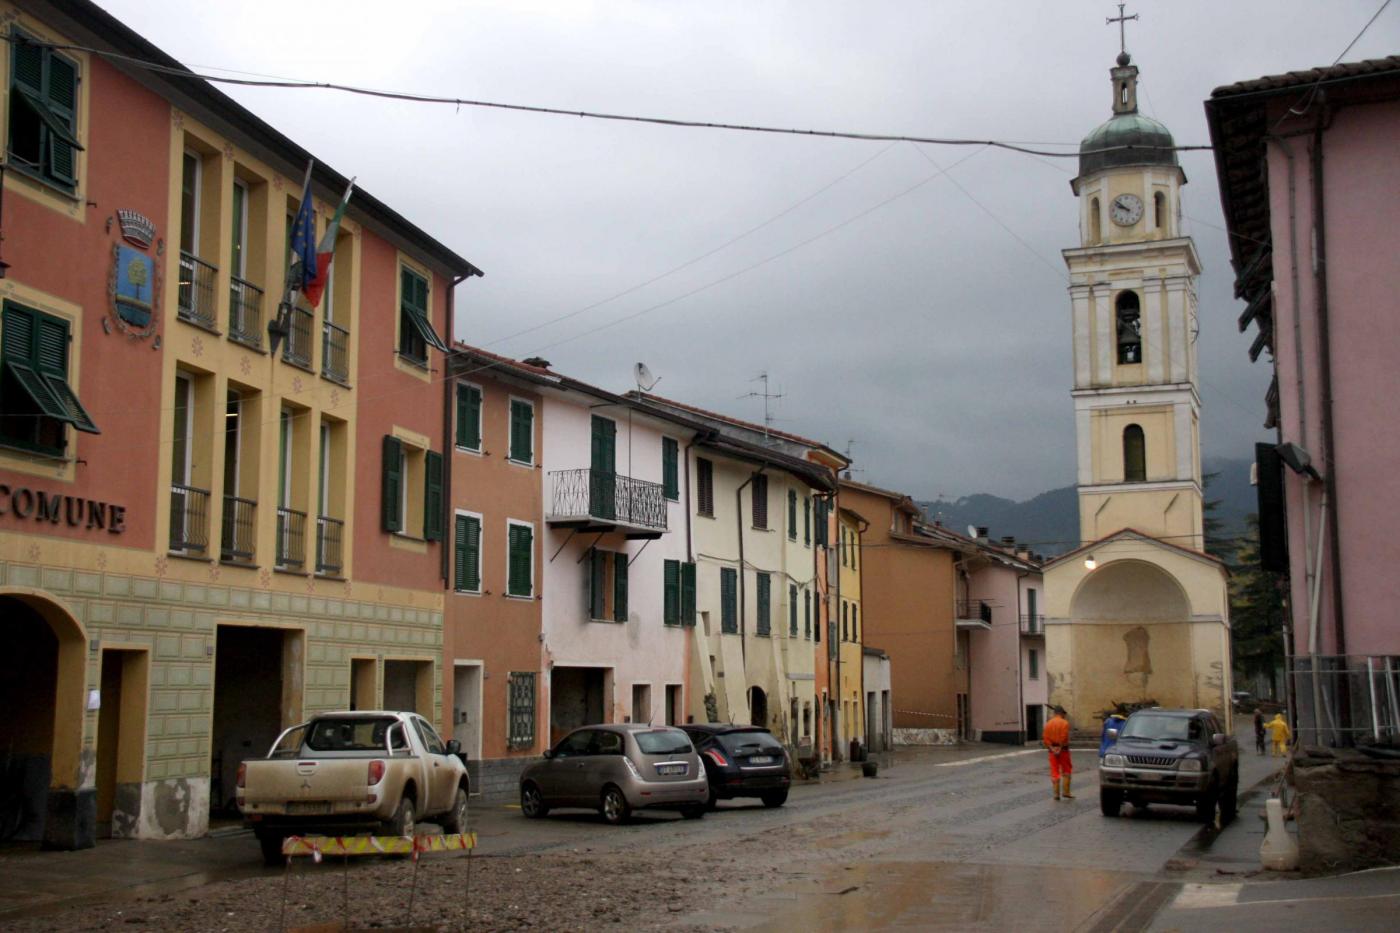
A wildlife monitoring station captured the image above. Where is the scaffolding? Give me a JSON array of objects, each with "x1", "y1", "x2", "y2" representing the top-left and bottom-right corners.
[{"x1": 1289, "y1": 655, "x2": 1400, "y2": 747}]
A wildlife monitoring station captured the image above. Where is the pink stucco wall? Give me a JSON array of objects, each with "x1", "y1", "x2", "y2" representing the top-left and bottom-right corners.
[{"x1": 967, "y1": 560, "x2": 1039, "y2": 740}]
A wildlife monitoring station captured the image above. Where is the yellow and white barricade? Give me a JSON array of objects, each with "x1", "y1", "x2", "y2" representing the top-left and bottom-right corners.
[{"x1": 282, "y1": 832, "x2": 477, "y2": 862}]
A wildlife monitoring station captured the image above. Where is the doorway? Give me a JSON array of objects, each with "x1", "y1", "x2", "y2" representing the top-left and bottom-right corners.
[
  {"x1": 452, "y1": 663, "x2": 483, "y2": 760},
  {"x1": 349, "y1": 657, "x2": 377, "y2": 710},
  {"x1": 748, "y1": 686, "x2": 767, "y2": 728},
  {"x1": 550, "y1": 667, "x2": 607, "y2": 745},
  {"x1": 1026, "y1": 705, "x2": 1044, "y2": 742},
  {"x1": 95, "y1": 649, "x2": 148, "y2": 839},
  {"x1": 631, "y1": 683, "x2": 651, "y2": 724},
  {"x1": 384, "y1": 659, "x2": 432, "y2": 714},
  {"x1": 665, "y1": 685, "x2": 681, "y2": 726},
  {"x1": 211, "y1": 625, "x2": 299, "y2": 819}
]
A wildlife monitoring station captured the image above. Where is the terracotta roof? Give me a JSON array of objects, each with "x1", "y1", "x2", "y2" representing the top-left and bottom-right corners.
[
  {"x1": 450, "y1": 342, "x2": 559, "y2": 381},
  {"x1": 839, "y1": 478, "x2": 922, "y2": 514},
  {"x1": 1042, "y1": 528, "x2": 1226, "y2": 571},
  {"x1": 1210, "y1": 55, "x2": 1400, "y2": 98},
  {"x1": 629, "y1": 391, "x2": 843, "y2": 461}
]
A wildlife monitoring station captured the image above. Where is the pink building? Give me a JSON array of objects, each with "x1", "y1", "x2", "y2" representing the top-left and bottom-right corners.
[{"x1": 1207, "y1": 56, "x2": 1400, "y2": 743}]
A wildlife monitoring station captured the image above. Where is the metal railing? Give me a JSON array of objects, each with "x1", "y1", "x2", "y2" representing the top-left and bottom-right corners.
[
  {"x1": 276, "y1": 506, "x2": 307, "y2": 570},
  {"x1": 1289, "y1": 655, "x2": 1400, "y2": 747},
  {"x1": 220, "y1": 495, "x2": 257, "y2": 563},
  {"x1": 316, "y1": 515, "x2": 344, "y2": 576},
  {"x1": 228, "y1": 276, "x2": 264, "y2": 349},
  {"x1": 168, "y1": 483, "x2": 209, "y2": 554},
  {"x1": 322, "y1": 320, "x2": 350, "y2": 383},
  {"x1": 1020, "y1": 613, "x2": 1045, "y2": 634},
  {"x1": 548, "y1": 468, "x2": 668, "y2": 532},
  {"x1": 956, "y1": 599, "x2": 993, "y2": 624},
  {"x1": 282, "y1": 305, "x2": 314, "y2": 368},
  {"x1": 177, "y1": 252, "x2": 219, "y2": 329}
]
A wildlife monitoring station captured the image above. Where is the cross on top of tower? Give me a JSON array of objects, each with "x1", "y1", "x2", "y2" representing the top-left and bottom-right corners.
[{"x1": 1107, "y1": 2, "x2": 1139, "y2": 62}]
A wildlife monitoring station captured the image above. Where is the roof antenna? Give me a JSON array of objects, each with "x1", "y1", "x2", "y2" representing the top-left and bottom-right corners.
[
  {"x1": 738, "y1": 371, "x2": 783, "y2": 442},
  {"x1": 634, "y1": 361, "x2": 660, "y2": 393}
]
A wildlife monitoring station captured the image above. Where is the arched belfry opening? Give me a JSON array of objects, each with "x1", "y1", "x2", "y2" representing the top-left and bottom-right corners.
[
  {"x1": 1123, "y1": 424, "x2": 1146, "y2": 481},
  {"x1": 1115, "y1": 291, "x2": 1142, "y2": 364},
  {"x1": 748, "y1": 686, "x2": 768, "y2": 728},
  {"x1": 1154, "y1": 191, "x2": 1167, "y2": 231},
  {"x1": 1089, "y1": 197, "x2": 1102, "y2": 244}
]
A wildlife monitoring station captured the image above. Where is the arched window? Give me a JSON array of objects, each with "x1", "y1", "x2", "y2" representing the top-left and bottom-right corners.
[
  {"x1": 1154, "y1": 191, "x2": 1167, "y2": 231},
  {"x1": 1123, "y1": 424, "x2": 1146, "y2": 482},
  {"x1": 1089, "y1": 197, "x2": 1102, "y2": 244},
  {"x1": 1115, "y1": 291, "x2": 1142, "y2": 364}
]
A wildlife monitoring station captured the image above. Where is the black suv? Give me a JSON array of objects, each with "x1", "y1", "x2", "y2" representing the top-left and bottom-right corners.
[
  {"x1": 1099, "y1": 708, "x2": 1239, "y2": 824},
  {"x1": 681, "y1": 724, "x2": 791, "y2": 809}
]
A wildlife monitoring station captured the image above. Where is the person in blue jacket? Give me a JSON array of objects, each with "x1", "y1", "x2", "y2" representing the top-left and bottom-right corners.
[{"x1": 1099, "y1": 711, "x2": 1127, "y2": 758}]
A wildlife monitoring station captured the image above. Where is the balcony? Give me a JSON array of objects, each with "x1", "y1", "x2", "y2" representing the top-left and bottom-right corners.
[
  {"x1": 316, "y1": 515, "x2": 344, "y2": 576},
  {"x1": 322, "y1": 320, "x2": 350, "y2": 384},
  {"x1": 228, "y1": 276, "x2": 264, "y2": 349},
  {"x1": 220, "y1": 495, "x2": 256, "y2": 563},
  {"x1": 168, "y1": 483, "x2": 210, "y2": 554},
  {"x1": 955, "y1": 599, "x2": 993, "y2": 631},
  {"x1": 281, "y1": 305, "x2": 314, "y2": 369},
  {"x1": 276, "y1": 506, "x2": 307, "y2": 570},
  {"x1": 177, "y1": 252, "x2": 219, "y2": 330},
  {"x1": 1020, "y1": 613, "x2": 1045, "y2": 636},
  {"x1": 547, "y1": 468, "x2": 668, "y2": 538}
]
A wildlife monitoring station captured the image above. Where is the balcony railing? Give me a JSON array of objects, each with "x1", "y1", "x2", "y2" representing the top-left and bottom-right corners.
[
  {"x1": 177, "y1": 252, "x2": 219, "y2": 330},
  {"x1": 220, "y1": 495, "x2": 257, "y2": 563},
  {"x1": 282, "y1": 305, "x2": 314, "y2": 369},
  {"x1": 276, "y1": 506, "x2": 307, "y2": 570},
  {"x1": 955, "y1": 599, "x2": 993, "y2": 626},
  {"x1": 547, "y1": 468, "x2": 668, "y2": 534},
  {"x1": 228, "y1": 276, "x2": 264, "y2": 349},
  {"x1": 1020, "y1": 613, "x2": 1045, "y2": 635},
  {"x1": 322, "y1": 320, "x2": 350, "y2": 384},
  {"x1": 169, "y1": 483, "x2": 210, "y2": 554},
  {"x1": 316, "y1": 515, "x2": 344, "y2": 576}
]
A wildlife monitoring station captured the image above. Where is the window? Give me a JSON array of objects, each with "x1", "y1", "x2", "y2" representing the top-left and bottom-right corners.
[
  {"x1": 804, "y1": 589, "x2": 812, "y2": 640},
  {"x1": 455, "y1": 383, "x2": 482, "y2": 451},
  {"x1": 1154, "y1": 191, "x2": 1167, "y2": 231},
  {"x1": 230, "y1": 179, "x2": 249, "y2": 279},
  {"x1": 0, "y1": 301, "x2": 97, "y2": 454},
  {"x1": 398, "y1": 265, "x2": 448, "y2": 364},
  {"x1": 316, "y1": 418, "x2": 347, "y2": 576},
  {"x1": 803, "y1": 496, "x2": 811, "y2": 546},
  {"x1": 179, "y1": 151, "x2": 200, "y2": 256},
  {"x1": 841, "y1": 601, "x2": 848, "y2": 641},
  {"x1": 379, "y1": 435, "x2": 440, "y2": 539},
  {"x1": 1115, "y1": 291, "x2": 1142, "y2": 364},
  {"x1": 787, "y1": 489, "x2": 797, "y2": 539},
  {"x1": 756, "y1": 572, "x2": 771, "y2": 636},
  {"x1": 507, "y1": 672, "x2": 536, "y2": 748},
  {"x1": 851, "y1": 533, "x2": 858, "y2": 570},
  {"x1": 6, "y1": 32, "x2": 81, "y2": 192},
  {"x1": 696, "y1": 457, "x2": 714, "y2": 516},
  {"x1": 720, "y1": 567, "x2": 738, "y2": 634},
  {"x1": 662, "y1": 437, "x2": 679, "y2": 501},
  {"x1": 588, "y1": 548, "x2": 628, "y2": 622},
  {"x1": 1123, "y1": 424, "x2": 1146, "y2": 482},
  {"x1": 274, "y1": 408, "x2": 307, "y2": 570},
  {"x1": 751, "y1": 474, "x2": 768, "y2": 529},
  {"x1": 507, "y1": 521, "x2": 534, "y2": 597},
  {"x1": 508, "y1": 398, "x2": 534, "y2": 464},
  {"x1": 852, "y1": 605, "x2": 859, "y2": 642},
  {"x1": 1028, "y1": 648, "x2": 1040, "y2": 679},
  {"x1": 454, "y1": 513, "x2": 482, "y2": 593},
  {"x1": 814, "y1": 498, "x2": 829, "y2": 546},
  {"x1": 789, "y1": 584, "x2": 798, "y2": 637},
  {"x1": 1089, "y1": 196, "x2": 1101, "y2": 244},
  {"x1": 664, "y1": 560, "x2": 680, "y2": 625}
]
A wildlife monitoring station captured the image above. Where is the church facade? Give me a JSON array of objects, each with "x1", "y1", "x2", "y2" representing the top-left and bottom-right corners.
[{"x1": 1043, "y1": 49, "x2": 1233, "y2": 736}]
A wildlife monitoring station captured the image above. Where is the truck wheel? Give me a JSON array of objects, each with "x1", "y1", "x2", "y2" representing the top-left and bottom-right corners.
[
  {"x1": 442, "y1": 787, "x2": 469, "y2": 834},
  {"x1": 520, "y1": 782, "x2": 549, "y2": 819},
  {"x1": 761, "y1": 791, "x2": 788, "y2": 808},
  {"x1": 1219, "y1": 771, "x2": 1239, "y2": 824},
  {"x1": 1100, "y1": 789, "x2": 1124, "y2": 817},
  {"x1": 1195, "y1": 784, "x2": 1219, "y2": 826},
  {"x1": 385, "y1": 797, "x2": 416, "y2": 837},
  {"x1": 600, "y1": 785, "x2": 631, "y2": 825},
  {"x1": 258, "y1": 832, "x2": 285, "y2": 867},
  {"x1": 680, "y1": 805, "x2": 706, "y2": 820}
]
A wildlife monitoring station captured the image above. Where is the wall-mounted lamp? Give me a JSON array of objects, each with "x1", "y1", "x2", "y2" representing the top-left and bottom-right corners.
[{"x1": 1084, "y1": 555, "x2": 1097, "y2": 570}]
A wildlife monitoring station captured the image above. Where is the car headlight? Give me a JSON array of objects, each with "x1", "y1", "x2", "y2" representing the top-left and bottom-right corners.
[
  {"x1": 1102, "y1": 754, "x2": 1126, "y2": 768},
  {"x1": 1179, "y1": 758, "x2": 1203, "y2": 772}
]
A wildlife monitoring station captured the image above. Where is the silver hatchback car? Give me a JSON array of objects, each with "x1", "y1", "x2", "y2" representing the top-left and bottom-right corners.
[{"x1": 519, "y1": 724, "x2": 708, "y2": 823}]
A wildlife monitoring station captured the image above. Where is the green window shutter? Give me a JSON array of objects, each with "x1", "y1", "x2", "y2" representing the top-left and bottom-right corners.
[
  {"x1": 751, "y1": 475, "x2": 768, "y2": 529},
  {"x1": 454, "y1": 515, "x2": 469, "y2": 590},
  {"x1": 756, "y1": 573, "x2": 770, "y2": 636},
  {"x1": 696, "y1": 458, "x2": 713, "y2": 515},
  {"x1": 663, "y1": 560, "x2": 680, "y2": 626},
  {"x1": 804, "y1": 497, "x2": 811, "y2": 545},
  {"x1": 423, "y1": 450, "x2": 444, "y2": 541},
  {"x1": 789, "y1": 584, "x2": 798, "y2": 637},
  {"x1": 662, "y1": 437, "x2": 679, "y2": 500},
  {"x1": 680, "y1": 562, "x2": 696, "y2": 627},
  {"x1": 721, "y1": 568, "x2": 737, "y2": 634},
  {"x1": 44, "y1": 53, "x2": 78, "y2": 187},
  {"x1": 841, "y1": 601, "x2": 848, "y2": 641},
  {"x1": 510, "y1": 400, "x2": 533, "y2": 462},
  {"x1": 2, "y1": 302, "x2": 35, "y2": 361},
  {"x1": 806, "y1": 590, "x2": 813, "y2": 640},
  {"x1": 464, "y1": 516, "x2": 481, "y2": 591},
  {"x1": 12, "y1": 35, "x2": 44, "y2": 95},
  {"x1": 35, "y1": 313, "x2": 67, "y2": 375},
  {"x1": 589, "y1": 548, "x2": 606, "y2": 619},
  {"x1": 788, "y1": 490, "x2": 797, "y2": 539},
  {"x1": 613, "y1": 554, "x2": 628, "y2": 622},
  {"x1": 508, "y1": 524, "x2": 533, "y2": 596},
  {"x1": 381, "y1": 435, "x2": 402, "y2": 532},
  {"x1": 455, "y1": 384, "x2": 482, "y2": 449}
]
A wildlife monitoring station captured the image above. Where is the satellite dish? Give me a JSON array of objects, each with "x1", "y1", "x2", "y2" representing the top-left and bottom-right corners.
[
  {"x1": 967, "y1": 525, "x2": 979, "y2": 540},
  {"x1": 634, "y1": 362, "x2": 659, "y2": 392}
]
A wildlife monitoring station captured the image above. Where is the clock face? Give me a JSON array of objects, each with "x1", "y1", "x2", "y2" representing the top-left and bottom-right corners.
[{"x1": 1111, "y1": 193, "x2": 1144, "y2": 226}]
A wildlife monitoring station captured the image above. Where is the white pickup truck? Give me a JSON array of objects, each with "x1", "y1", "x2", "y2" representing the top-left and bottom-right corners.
[{"x1": 238, "y1": 710, "x2": 470, "y2": 864}]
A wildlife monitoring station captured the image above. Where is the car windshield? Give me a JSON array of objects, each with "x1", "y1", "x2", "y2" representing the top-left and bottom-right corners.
[
  {"x1": 717, "y1": 731, "x2": 784, "y2": 755},
  {"x1": 634, "y1": 729, "x2": 693, "y2": 756},
  {"x1": 304, "y1": 717, "x2": 399, "y2": 752},
  {"x1": 1120, "y1": 714, "x2": 1201, "y2": 743}
]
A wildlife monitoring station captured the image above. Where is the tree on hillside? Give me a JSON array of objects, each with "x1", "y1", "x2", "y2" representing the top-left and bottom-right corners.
[
  {"x1": 1202, "y1": 471, "x2": 1232, "y2": 560},
  {"x1": 1229, "y1": 514, "x2": 1287, "y2": 698}
]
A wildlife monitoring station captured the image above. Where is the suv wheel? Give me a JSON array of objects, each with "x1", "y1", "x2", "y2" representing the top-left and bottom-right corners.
[
  {"x1": 520, "y1": 782, "x2": 549, "y2": 819},
  {"x1": 1195, "y1": 783, "x2": 1220, "y2": 826},
  {"x1": 761, "y1": 790, "x2": 788, "y2": 808},
  {"x1": 1100, "y1": 788, "x2": 1124, "y2": 817},
  {"x1": 601, "y1": 785, "x2": 631, "y2": 825},
  {"x1": 442, "y1": 787, "x2": 469, "y2": 834}
]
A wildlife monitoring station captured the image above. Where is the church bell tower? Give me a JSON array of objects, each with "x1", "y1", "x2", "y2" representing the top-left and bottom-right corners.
[{"x1": 1063, "y1": 46, "x2": 1205, "y2": 550}]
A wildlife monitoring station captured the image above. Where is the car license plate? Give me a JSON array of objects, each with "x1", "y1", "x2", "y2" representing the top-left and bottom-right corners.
[
  {"x1": 1137, "y1": 771, "x2": 1162, "y2": 780},
  {"x1": 748, "y1": 755, "x2": 775, "y2": 765},
  {"x1": 657, "y1": 764, "x2": 686, "y2": 776},
  {"x1": 288, "y1": 801, "x2": 331, "y2": 814}
]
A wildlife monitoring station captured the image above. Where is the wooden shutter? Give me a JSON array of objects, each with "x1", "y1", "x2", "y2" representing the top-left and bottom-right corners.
[
  {"x1": 381, "y1": 435, "x2": 402, "y2": 532},
  {"x1": 463, "y1": 516, "x2": 481, "y2": 591},
  {"x1": 510, "y1": 400, "x2": 533, "y2": 463},
  {"x1": 590, "y1": 415, "x2": 616, "y2": 474},
  {"x1": 806, "y1": 589, "x2": 813, "y2": 640},
  {"x1": 804, "y1": 497, "x2": 811, "y2": 545},
  {"x1": 456, "y1": 384, "x2": 481, "y2": 449},
  {"x1": 589, "y1": 548, "x2": 607, "y2": 619},
  {"x1": 680, "y1": 562, "x2": 696, "y2": 627},
  {"x1": 663, "y1": 560, "x2": 680, "y2": 626},
  {"x1": 45, "y1": 53, "x2": 78, "y2": 187},
  {"x1": 752, "y1": 475, "x2": 768, "y2": 529},
  {"x1": 454, "y1": 515, "x2": 469, "y2": 590},
  {"x1": 721, "y1": 568, "x2": 737, "y2": 633},
  {"x1": 696, "y1": 458, "x2": 713, "y2": 516},
  {"x1": 613, "y1": 553, "x2": 628, "y2": 622},
  {"x1": 789, "y1": 584, "x2": 798, "y2": 636},
  {"x1": 423, "y1": 450, "x2": 444, "y2": 541},
  {"x1": 756, "y1": 573, "x2": 770, "y2": 635},
  {"x1": 508, "y1": 524, "x2": 533, "y2": 596},
  {"x1": 662, "y1": 437, "x2": 679, "y2": 500},
  {"x1": 12, "y1": 35, "x2": 43, "y2": 95}
]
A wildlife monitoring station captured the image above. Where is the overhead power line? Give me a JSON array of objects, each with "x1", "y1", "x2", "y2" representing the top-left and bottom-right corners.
[{"x1": 5, "y1": 32, "x2": 1214, "y2": 160}]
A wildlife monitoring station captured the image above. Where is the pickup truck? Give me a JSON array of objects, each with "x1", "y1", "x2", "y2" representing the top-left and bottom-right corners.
[
  {"x1": 238, "y1": 710, "x2": 470, "y2": 864},
  {"x1": 1099, "y1": 708, "x2": 1239, "y2": 824}
]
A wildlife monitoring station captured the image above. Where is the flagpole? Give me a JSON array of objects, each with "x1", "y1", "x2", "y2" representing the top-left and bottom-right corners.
[{"x1": 270, "y1": 159, "x2": 315, "y2": 356}]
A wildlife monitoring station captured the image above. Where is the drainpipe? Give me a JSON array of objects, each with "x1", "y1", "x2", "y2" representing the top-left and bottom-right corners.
[{"x1": 833, "y1": 491, "x2": 842, "y2": 759}]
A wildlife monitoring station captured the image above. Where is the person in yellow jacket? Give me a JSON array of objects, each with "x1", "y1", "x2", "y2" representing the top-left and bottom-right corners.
[{"x1": 1266, "y1": 712, "x2": 1291, "y2": 757}]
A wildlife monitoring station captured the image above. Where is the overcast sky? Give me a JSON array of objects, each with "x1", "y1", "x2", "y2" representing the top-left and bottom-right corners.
[{"x1": 102, "y1": 0, "x2": 1399, "y2": 500}]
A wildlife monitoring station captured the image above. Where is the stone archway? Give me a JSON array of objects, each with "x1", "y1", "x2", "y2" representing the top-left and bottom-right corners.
[
  {"x1": 748, "y1": 686, "x2": 768, "y2": 728},
  {"x1": 0, "y1": 589, "x2": 90, "y2": 849}
]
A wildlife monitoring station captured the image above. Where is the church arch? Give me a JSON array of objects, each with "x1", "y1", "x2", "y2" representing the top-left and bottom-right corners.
[
  {"x1": 1123, "y1": 424, "x2": 1146, "y2": 481},
  {"x1": 748, "y1": 686, "x2": 768, "y2": 727},
  {"x1": 1070, "y1": 559, "x2": 1191, "y2": 623},
  {"x1": 1115, "y1": 290, "x2": 1142, "y2": 364}
]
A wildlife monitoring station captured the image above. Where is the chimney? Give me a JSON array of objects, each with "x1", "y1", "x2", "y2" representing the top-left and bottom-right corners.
[
  {"x1": 522, "y1": 356, "x2": 551, "y2": 369},
  {"x1": 1000, "y1": 535, "x2": 1016, "y2": 546},
  {"x1": 976, "y1": 526, "x2": 989, "y2": 541},
  {"x1": 1017, "y1": 547, "x2": 1032, "y2": 561}
]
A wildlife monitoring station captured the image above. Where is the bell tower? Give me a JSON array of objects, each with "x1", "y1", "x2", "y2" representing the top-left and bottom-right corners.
[{"x1": 1063, "y1": 40, "x2": 1205, "y2": 550}]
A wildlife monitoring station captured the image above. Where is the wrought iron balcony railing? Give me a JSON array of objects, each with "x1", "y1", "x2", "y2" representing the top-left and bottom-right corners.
[
  {"x1": 955, "y1": 599, "x2": 993, "y2": 625},
  {"x1": 220, "y1": 495, "x2": 257, "y2": 563},
  {"x1": 282, "y1": 305, "x2": 314, "y2": 369},
  {"x1": 177, "y1": 252, "x2": 219, "y2": 330},
  {"x1": 228, "y1": 276, "x2": 264, "y2": 349},
  {"x1": 1020, "y1": 613, "x2": 1045, "y2": 635},
  {"x1": 169, "y1": 483, "x2": 209, "y2": 554},
  {"x1": 276, "y1": 506, "x2": 307, "y2": 570},
  {"x1": 547, "y1": 468, "x2": 668, "y2": 533},
  {"x1": 322, "y1": 320, "x2": 350, "y2": 384},
  {"x1": 316, "y1": 515, "x2": 344, "y2": 576}
]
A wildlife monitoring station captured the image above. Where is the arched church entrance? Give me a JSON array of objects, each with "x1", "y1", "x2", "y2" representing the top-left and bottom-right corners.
[
  {"x1": 748, "y1": 686, "x2": 768, "y2": 728},
  {"x1": 0, "y1": 591, "x2": 90, "y2": 849}
]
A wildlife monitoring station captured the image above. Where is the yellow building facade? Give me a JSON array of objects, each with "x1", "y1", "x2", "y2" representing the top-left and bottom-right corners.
[{"x1": 835, "y1": 508, "x2": 865, "y2": 752}]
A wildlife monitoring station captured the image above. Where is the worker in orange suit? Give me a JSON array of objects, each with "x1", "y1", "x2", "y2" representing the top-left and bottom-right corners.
[{"x1": 1043, "y1": 705, "x2": 1074, "y2": 800}]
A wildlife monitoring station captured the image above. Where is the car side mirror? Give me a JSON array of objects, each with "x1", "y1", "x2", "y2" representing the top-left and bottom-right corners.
[
  {"x1": 445, "y1": 739, "x2": 461, "y2": 756},
  {"x1": 1106, "y1": 728, "x2": 1119, "y2": 740},
  {"x1": 1211, "y1": 733, "x2": 1226, "y2": 747},
  {"x1": 543, "y1": 748, "x2": 554, "y2": 759}
]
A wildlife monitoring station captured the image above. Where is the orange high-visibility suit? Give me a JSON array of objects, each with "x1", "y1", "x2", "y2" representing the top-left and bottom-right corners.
[{"x1": 1043, "y1": 712, "x2": 1073, "y2": 799}]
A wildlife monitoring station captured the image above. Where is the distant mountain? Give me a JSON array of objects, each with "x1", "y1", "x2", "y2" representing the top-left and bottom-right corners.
[{"x1": 917, "y1": 457, "x2": 1256, "y2": 559}]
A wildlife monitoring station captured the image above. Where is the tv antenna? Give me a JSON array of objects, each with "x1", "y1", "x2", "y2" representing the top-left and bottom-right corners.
[
  {"x1": 633, "y1": 362, "x2": 660, "y2": 393},
  {"x1": 738, "y1": 371, "x2": 783, "y2": 441}
]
